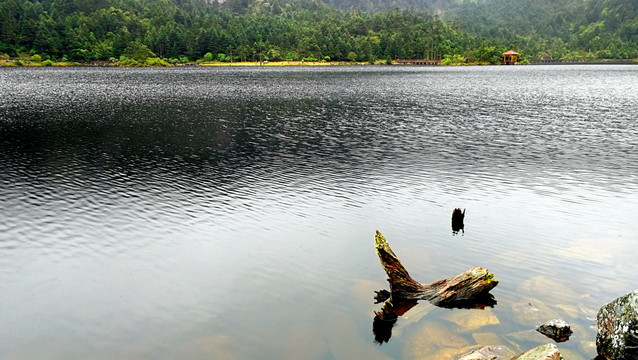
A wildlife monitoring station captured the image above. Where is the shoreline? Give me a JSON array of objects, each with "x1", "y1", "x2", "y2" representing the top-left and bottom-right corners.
[
  {"x1": 1, "y1": 59, "x2": 636, "y2": 68},
  {"x1": 1, "y1": 59, "x2": 374, "y2": 67}
]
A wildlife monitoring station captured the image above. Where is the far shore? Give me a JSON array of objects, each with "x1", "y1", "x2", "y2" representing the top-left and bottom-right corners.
[
  {"x1": 0, "y1": 59, "x2": 395, "y2": 67},
  {"x1": 1, "y1": 58, "x2": 637, "y2": 68}
]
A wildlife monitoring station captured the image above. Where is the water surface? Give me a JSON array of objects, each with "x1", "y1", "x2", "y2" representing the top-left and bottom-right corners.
[{"x1": 1, "y1": 65, "x2": 637, "y2": 359}]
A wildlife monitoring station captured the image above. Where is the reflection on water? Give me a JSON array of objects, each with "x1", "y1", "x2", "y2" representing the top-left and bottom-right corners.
[
  {"x1": 1, "y1": 65, "x2": 638, "y2": 359},
  {"x1": 373, "y1": 292, "x2": 497, "y2": 345}
]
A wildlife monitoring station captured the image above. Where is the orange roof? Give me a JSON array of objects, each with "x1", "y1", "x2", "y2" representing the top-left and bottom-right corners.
[{"x1": 503, "y1": 50, "x2": 520, "y2": 55}]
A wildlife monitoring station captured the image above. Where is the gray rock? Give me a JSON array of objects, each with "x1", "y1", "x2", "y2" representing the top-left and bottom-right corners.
[
  {"x1": 597, "y1": 289, "x2": 638, "y2": 359},
  {"x1": 536, "y1": 319, "x2": 573, "y2": 342},
  {"x1": 457, "y1": 345, "x2": 516, "y2": 360},
  {"x1": 511, "y1": 343, "x2": 561, "y2": 360}
]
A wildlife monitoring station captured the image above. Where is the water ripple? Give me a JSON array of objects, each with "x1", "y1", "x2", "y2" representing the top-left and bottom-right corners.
[{"x1": 1, "y1": 66, "x2": 637, "y2": 359}]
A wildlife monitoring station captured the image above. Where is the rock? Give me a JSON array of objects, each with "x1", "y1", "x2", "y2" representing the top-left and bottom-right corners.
[
  {"x1": 458, "y1": 345, "x2": 516, "y2": 360},
  {"x1": 506, "y1": 329, "x2": 554, "y2": 353},
  {"x1": 403, "y1": 322, "x2": 470, "y2": 360},
  {"x1": 555, "y1": 303, "x2": 580, "y2": 319},
  {"x1": 444, "y1": 308, "x2": 500, "y2": 332},
  {"x1": 557, "y1": 348, "x2": 586, "y2": 360},
  {"x1": 420, "y1": 345, "x2": 479, "y2": 360},
  {"x1": 517, "y1": 276, "x2": 579, "y2": 304},
  {"x1": 511, "y1": 301, "x2": 544, "y2": 325},
  {"x1": 536, "y1": 319, "x2": 573, "y2": 342},
  {"x1": 511, "y1": 300, "x2": 561, "y2": 326},
  {"x1": 596, "y1": 289, "x2": 638, "y2": 359},
  {"x1": 472, "y1": 332, "x2": 502, "y2": 346},
  {"x1": 511, "y1": 343, "x2": 561, "y2": 360}
]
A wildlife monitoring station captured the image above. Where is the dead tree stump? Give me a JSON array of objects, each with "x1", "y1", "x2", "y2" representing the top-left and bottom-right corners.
[{"x1": 373, "y1": 230, "x2": 498, "y2": 342}]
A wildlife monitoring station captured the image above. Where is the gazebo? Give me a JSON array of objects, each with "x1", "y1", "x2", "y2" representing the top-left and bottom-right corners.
[{"x1": 503, "y1": 50, "x2": 519, "y2": 65}]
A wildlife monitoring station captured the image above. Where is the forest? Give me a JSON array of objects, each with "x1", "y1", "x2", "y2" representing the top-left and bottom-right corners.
[
  {"x1": 0, "y1": 0, "x2": 636, "y2": 65},
  {"x1": 450, "y1": 0, "x2": 638, "y2": 61}
]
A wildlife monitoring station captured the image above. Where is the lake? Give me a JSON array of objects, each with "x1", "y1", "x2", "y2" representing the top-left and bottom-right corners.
[{"x1": 1, "y1": 65, "x2": 637, "y2": 359}]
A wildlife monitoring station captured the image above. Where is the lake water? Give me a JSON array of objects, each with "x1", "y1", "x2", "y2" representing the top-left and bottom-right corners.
[{"x1": 1, "y1": 65, "x2": 637, "y2": 359}]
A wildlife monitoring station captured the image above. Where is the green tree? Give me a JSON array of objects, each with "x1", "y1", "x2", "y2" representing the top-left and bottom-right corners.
[
  {"x1": 346, "y1": 51, "x2": 357, "y2": 62},
  {"x1": 0, "y1": 0, "x2": 19, "y2": 51},
  {"x1": 34, "y1": 13, "x2": 62, "y2": 56},
  {"x1": 123, "y1": 41, "x2": 155, "y2": 61}
]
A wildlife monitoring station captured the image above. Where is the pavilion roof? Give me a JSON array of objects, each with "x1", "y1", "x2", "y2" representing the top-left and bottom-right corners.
[{"x1": 503, "y1": 50, "x2": 520, "y2": 55}]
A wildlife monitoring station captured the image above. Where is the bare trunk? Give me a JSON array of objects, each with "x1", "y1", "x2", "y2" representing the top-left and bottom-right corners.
[{"x1": 373, "y1": 230, "x2": 498, "y2": 329}]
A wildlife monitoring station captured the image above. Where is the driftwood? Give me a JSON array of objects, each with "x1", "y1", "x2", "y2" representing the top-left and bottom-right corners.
[{"x1": 373, "y1": 230, "x2": 498, "y2": 343}]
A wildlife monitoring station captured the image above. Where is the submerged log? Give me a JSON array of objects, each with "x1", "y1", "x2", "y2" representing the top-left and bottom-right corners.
[{"x1": 373, "y1": 230, "x2": 498, "y2": 335}]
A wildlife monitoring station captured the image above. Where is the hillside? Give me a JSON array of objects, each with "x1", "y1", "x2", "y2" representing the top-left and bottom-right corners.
[
  {"x1": 0, "y1": 0, "x2": 636, "y2": 64},
  {"x1": 448, "y1": 0, "x2": 638, "y2": 60},
  {"x1": 0, "y1": 0, "x2": 489, "y2": 64}
]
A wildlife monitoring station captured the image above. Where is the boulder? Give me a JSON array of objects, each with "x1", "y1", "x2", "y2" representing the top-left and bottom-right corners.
[
  {"x1": 444, "y1": 308, "x2": 500, "y2": 332},
  {"x1": 458, "y1": 345, "x2": 516, "y2": 360},
  {"x1": 511, "y1": 343, "x2": 561, "y2": 360},
  {"x1": 403, "y1": 322, "x2": 470, "y2": 360},
  {"x1": 536, "y1": 319, "x2": 573, "y2": 342},
  {"x1": 596, "y1": 289, "x2": 638, "y2": 359}
]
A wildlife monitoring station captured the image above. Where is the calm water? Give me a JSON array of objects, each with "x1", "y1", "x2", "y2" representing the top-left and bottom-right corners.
[{"x1": 1, "y1": 65, "x2": 637, "y2": 359}]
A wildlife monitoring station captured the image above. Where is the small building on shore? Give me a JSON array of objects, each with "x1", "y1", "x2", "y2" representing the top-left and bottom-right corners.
[{"x1": 503, "y1": 50, "x2": 519, "y2": 65}]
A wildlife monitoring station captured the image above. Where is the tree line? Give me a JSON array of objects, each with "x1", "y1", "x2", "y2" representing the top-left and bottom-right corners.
[{"x1": 0, "y1": 0, "x2": 636, "y2": 65}]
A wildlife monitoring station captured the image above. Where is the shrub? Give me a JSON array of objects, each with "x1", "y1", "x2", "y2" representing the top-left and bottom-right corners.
[
  {"x1": 123, "y1": 41, "x2": 156, "y2": 61},
  {"x1": 42, "y1": 59, "x2": 53, "y2": 66},
  {"x1": 441, "y1": 54, "x2": 466, "y2": 65},
  {"x1": 144, "y1": 57, "x2": 170, "y2": 66},
  {"x1": 118, "y1": 59, "x2": 139, "y2": 67}
]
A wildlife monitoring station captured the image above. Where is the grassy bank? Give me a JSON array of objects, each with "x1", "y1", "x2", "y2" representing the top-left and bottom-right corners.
[
  {"x1": 0, "y1": 53, "x2": 388, "y2": 67},
  {"x1": 0, "y1": 58, "x2": 363, "y2": 67}
]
